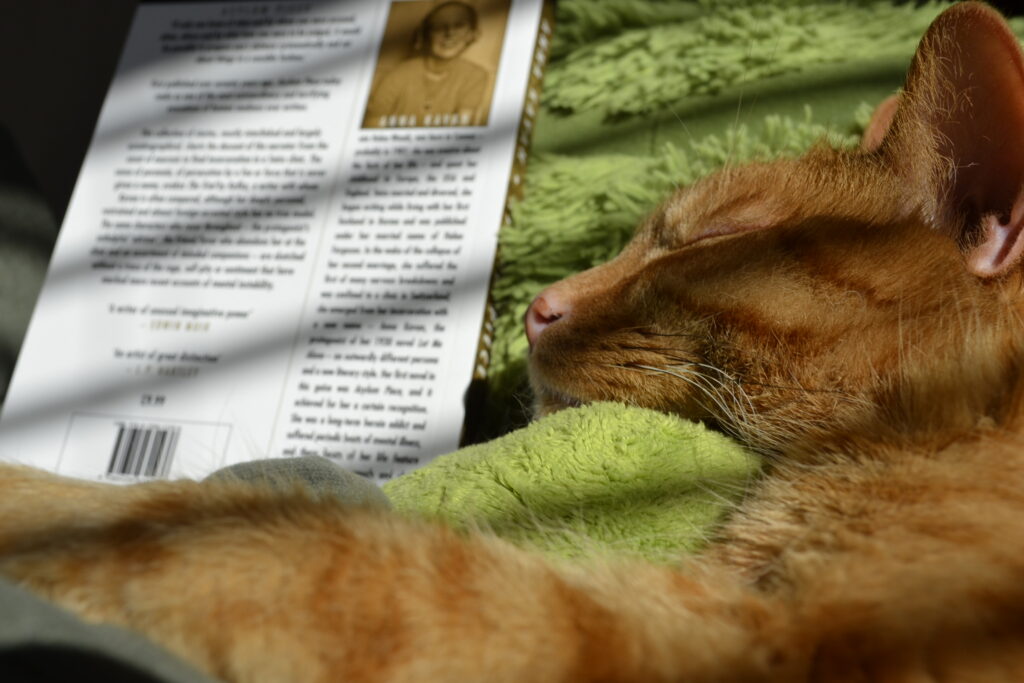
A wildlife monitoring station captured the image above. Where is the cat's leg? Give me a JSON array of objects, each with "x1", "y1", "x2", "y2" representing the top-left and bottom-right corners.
[
  {"x1": 11, "y1": 453, "x2": 1024, "y2": 682},
  {"x1": 26, "y1": 449, "x2": 1022, "y2": 682},
  {"x1": 0, "y1": 462, "x2": 802, "y2": 682}
]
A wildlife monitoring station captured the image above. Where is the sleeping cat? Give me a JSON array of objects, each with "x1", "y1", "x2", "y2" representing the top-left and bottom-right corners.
[{"x1": 3, "y1": 2, "x2": 1024, "y2": 680}]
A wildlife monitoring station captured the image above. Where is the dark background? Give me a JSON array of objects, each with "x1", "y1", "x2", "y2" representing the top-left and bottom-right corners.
[{"x1": 1, "y1": 1, "x2": 139, "y2": 220}]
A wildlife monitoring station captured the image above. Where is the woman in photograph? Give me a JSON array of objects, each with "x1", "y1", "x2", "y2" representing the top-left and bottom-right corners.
[{"x1": 366, "y1": 2, "x2": 490, "y2": 127}]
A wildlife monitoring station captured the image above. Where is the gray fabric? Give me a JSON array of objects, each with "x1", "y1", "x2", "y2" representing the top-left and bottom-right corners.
[
  {"x1": 0, "y1": 578, "x2": 217, "y2": 683},
  {"x1": 206, "y1": 455, "x2": 392, "y2": 510}
]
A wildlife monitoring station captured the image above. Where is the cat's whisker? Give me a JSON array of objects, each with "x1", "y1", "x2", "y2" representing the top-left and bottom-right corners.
[
  {"x1": 668, "y1": 102, "x2": 697, "y2": 150},
  {"x1": 685, "y1": 368, "x2": 756, "y2": 429},
  {"x1": 635, "y1": 328, "x2": 705, "y2": 341},
  {"x1": 725, "y1": 91, "x2": 746, "y2": 172},
  {"x1": 649, "y1": 358, "x2": 761, "y2": 433},
  {"x1": 740, "y1": 380, "x2": 859, "y2": 398},
  {"x1": 679, "y1": 361, "x2": 759, "y2": 420},
  {"x1": 612, "y1": 362, "x2": 720, "y2": 418},
  {"x1": 692, "y1": 479, "x2": 747, "y2": 510},
  {"x1": 622, "y1": 362, "x2": 752, "y2": 444},
  {"x1": 644, "y1": 364, "x2": 736, "y2": 420}
]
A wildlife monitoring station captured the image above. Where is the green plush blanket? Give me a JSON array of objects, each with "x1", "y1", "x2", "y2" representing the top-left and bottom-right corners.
[{"x1": 386, "y1": 403, "x2": 757, "y2": 564}]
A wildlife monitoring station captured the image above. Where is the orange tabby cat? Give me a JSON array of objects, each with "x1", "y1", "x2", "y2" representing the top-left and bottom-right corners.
[{"x1": 4, "y1": 2, "x2": 1024, "y2": 680}]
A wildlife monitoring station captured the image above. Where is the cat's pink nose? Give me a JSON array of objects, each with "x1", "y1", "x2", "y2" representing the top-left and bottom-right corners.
[{"x1": 525, "y1": 292, "x2": 570, "y2": 347}]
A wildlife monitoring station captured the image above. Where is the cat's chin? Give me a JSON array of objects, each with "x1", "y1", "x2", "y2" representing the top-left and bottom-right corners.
[{"x1": 531, "y1": 387, "x2": 584, "y2": 417}]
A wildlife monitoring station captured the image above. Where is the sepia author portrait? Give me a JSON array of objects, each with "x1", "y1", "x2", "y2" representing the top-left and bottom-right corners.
[{"x1": 363, "y1": 0, "x2": 510, "y2": 129}]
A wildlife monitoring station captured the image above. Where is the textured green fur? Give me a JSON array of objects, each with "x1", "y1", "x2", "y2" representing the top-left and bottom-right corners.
[{"x1": 386, "y1": 403, "x2": 758, "y2": 563}]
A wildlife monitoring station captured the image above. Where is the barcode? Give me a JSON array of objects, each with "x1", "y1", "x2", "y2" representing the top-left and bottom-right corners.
[{"x1": 106, "y1": 423, "x2": 179, "y2": 478}]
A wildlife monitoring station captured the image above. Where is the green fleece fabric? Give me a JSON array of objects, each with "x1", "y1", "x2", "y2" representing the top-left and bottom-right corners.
[{"x1": 386, "y1": 403, "x2": 758, "y2": 563}]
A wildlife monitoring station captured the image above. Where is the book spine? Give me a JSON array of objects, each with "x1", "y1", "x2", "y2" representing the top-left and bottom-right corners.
[{"x1": 463, "y1": 0, "x2": 554, "y2": 445}]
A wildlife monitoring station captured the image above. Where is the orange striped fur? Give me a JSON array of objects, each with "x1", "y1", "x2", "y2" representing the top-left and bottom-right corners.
[{"x1": 5, "y1": 3, "x2": 1024, "y2": 680}]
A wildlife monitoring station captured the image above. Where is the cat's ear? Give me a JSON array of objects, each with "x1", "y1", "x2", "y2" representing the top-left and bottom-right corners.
[
  {"x1": 888, "y1": 2, "x2": 1024, "y2": 278},
  {"x1": 860, "y1": 94, "x2": 899, "y2": 152}
]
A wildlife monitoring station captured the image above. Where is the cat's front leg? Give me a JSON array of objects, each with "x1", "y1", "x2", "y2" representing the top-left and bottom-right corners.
[{"x1": 0, "y1": 463, "x2": 801, "y2": 682}]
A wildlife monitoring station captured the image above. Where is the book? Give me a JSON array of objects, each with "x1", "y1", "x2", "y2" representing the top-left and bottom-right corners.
[{"x1": 0, "y1": 0, "x2": 552, "y2": 484}]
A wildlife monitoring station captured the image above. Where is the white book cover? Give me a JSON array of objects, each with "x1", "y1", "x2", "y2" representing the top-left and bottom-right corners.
[{"x1": 0, "y1": 0, "x2": 549, "y2": 483}]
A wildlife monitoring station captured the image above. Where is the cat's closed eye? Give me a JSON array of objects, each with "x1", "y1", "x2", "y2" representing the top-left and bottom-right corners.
[{"x1": 653, "y1": 184, "x2": 793, "y2": 251}]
